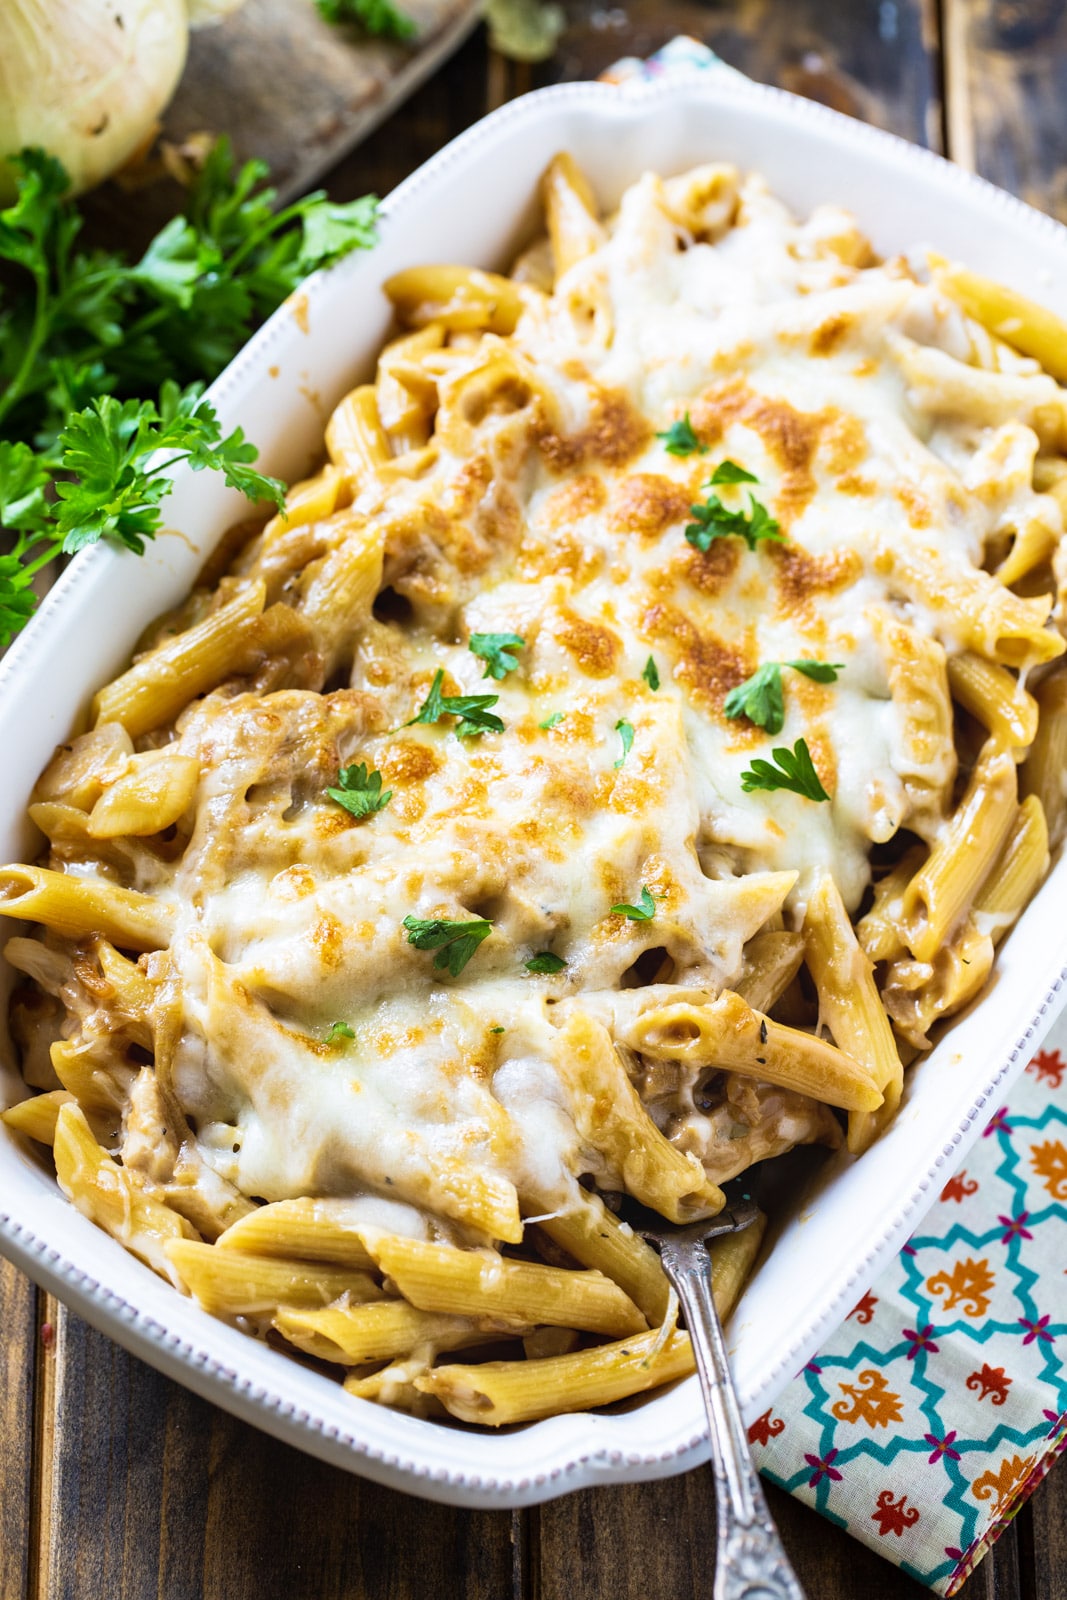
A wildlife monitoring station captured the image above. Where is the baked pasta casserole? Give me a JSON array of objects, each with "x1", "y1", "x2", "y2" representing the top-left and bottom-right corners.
[{"x1": 3, "y1": 155, "x2": 1067, "y2": 1424}]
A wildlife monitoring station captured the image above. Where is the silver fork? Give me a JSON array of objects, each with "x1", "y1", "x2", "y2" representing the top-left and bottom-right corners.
[{"x1": 625, "y1": 1196, "x2": 806, "y2": 1600}]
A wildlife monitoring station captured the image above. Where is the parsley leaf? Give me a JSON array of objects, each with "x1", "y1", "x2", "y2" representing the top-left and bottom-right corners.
[
  {"x1": 610, "y1": 886, "x2": 656, "y2": 921},
  {"x1": 406, "y1": 669, "x2": 504, "y2": 738},
  {"x1": 469, "y1": 631, "x2": 524, "y2": 680},
  {"x1": 314, "y1": 0, "x2": 416, "y2": 37},
  {"x1": 709, "y1": 459, "x2": 759, "y2": 486},
  {"x1": 325, "y1": 1020, "x2": 355, "y2": 1044},
  {"x1": 614, "y1": 719, "x2": 634, "y2": 768},
  {"x1": 724, "y1": 664, "x2": 785, "y2": 735},
  {"x1": 402, "y1": 914, "x2": 493, "y2": 976},
  {"x1": 0, "y1": 144, "x2": 379, "y2": 642},
  {"x1": 725, "y1": 660, "x2": 846, "y2": 735},
  {"x1": 525, "y1": 952, "x2": 566, "y2": 974},
  {"x1": 740, "y1": 738, "x2": 831, "y2": 802},
  {"x1": 642, "y1": 656, "x2": 660, "y2": 691},
  {"x1": 539, "y1": 712, "x2": 564, "y2": 730},
  {"x1": 656, "y1": 412, "x2": 707, "y2": 457},
  {"x1": 685, "y1": 487, "x2": 784, "y2": 554},
  {"x1": 787, "y1": 659, "x2": 845, "y2": 684},
  {"x1": 327, "y1": 761, "x2": 392, "y2": 820}
]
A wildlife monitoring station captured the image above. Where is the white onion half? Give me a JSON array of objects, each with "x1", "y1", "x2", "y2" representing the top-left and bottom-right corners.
[{"x1": 0, "y1": 0, "x2": 192, "y2": 202}]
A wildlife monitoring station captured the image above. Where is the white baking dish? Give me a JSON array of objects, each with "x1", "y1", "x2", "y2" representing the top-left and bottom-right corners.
[{"x1": 3, "y1": 71, "x2": 1067, "y2": 1510}]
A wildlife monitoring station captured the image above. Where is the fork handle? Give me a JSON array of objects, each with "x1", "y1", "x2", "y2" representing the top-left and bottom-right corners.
[{"x1": 658, "y1": 1237, "x2": 806, "y2": 1600}]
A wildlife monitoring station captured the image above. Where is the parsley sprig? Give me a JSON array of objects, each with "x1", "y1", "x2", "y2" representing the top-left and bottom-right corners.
[
  {"x1": 685, "y1": 461, "x2": 783, "y2": 555},
  {"x1": 327, "y1": 761, "x2": 392, "y2": 820},
  {"x1": 656, "y1": 412, "x2": 707, "y2": 457},
  {"x1": 314, "y1": 0, "x2": 416, "y2": 37},
  {"x1": 611, "y1": 887, "x2": 656, "y2": 921},
  {"x1": 740, "y1": 738, "x2": 831, "y2": 802},
  {"x1": 642, "y1": 656, "x2": 660, "y2": 691},
  {"x1": 0, "y1": 384, "x2": 284, "y2": 643},
  {"x1": 406, "y1": 668, "x2": 504, "y2": 738},
  {"x1": 614, "y1": 719, "x2": 634, "y2": 768},
  {"x1": 0, "y1": 145, "x2": 379, "y2": 642},
  {"x1": 325, "y1": 1020, "x2": 355, "y2": 1044},
  {"x1": 525, "y1": 952, "x2": 566, "y2": 974},
  {"x1": 724, "y1": 660, "x2": 844, "y2": 736},
  {"x1": 469, "y1": 631, "x2": 524, "y2": 680},
  {"x1": 402, "y1": 914, "x2": 493, "y2": 976}
]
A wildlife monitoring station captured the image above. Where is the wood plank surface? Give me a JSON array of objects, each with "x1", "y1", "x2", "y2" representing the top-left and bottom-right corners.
[
  {"x1": 944, "y1": 0, "x2": 1067, "y2": 217},
  {"x1": 3, "y1": 4, "x2": 1066, "y2": 1599}
]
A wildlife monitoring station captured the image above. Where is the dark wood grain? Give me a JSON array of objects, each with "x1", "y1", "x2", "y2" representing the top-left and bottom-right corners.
[
  {"x1": 526, "y1": 0, "x2": 943, "y2": 149},
  {"x1": 33, "y1": 1300, "x2": 515, "y2": 1600},
  {"x1": 944, "y1": 0, "x2": 1067, "y2": 218},
  {"x1": 0, "y1": 1257, "x2": 37, "y2": 1600}
]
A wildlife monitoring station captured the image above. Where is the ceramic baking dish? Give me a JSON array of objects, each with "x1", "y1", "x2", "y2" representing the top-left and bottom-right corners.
[{"x1": 2, "y1": 70, "x2": 1067, "y2": 1510}]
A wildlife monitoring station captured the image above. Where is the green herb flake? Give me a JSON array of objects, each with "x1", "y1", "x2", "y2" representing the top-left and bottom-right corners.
[
  {"x1": 724, "y1": 664, "x2": 785, "y2": 735},
  {"x1": 709, "y1": 459, "x2": 759, "y2": 486},
  {"x1": 610, "y1": 886, "x2": 656, "y2": 922},
  {"x1": 684, "y1": 487, "x2": 783, "y2": 555},
  {"x1": 402, "y1": 914, "x2": 493, "y2": 977},
  {"x1": 655, "y1": 412, "x2": 707, "y2": 458},
  {"x1": 325, "y1": 1020, "x2": 355, "y2": 1044},
  {"x1": 641, "y1": 656, "x2": 660, "y2": 691},
  {"x1": 406, "y1": 668, "x2": 504, "y2": 738},
  {"x1": 786, "y1": 659, "x2": 845, "y2": 684},
  {"x1": 469, "y1": 631, "x2": 524, "y2": 681},
  {"x1": 524, "y1": 952, "x2": 566, "y2": 974},
  {"x1": 489, "y1": 1025, "x2": 506, "y2": 1034},
  {"x1": 313, "y1": 0, "x2": 416, "y2": 39},
  {"x1": 539, "y1": 712, "x2": 564, "y2": 730},
  {"x1": 613, "y1": 719, "x2": 634, "y2": 769},
  {"x1": 326, "y1": 761, "x2": 392, "y2": 820},
  {"x1": 725, "y1": 660, "x2": 845, "y2": 736},
  {"x1": 740, "y1": 738, "x2": 831, "y2": 802}
]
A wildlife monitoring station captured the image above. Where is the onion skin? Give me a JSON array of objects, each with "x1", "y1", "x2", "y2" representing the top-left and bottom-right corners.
[{"x1": 0, "y1": 0, "x2": 190, "y2": 203}]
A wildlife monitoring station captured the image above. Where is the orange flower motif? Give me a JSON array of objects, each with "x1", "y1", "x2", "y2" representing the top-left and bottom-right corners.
[
  {"x1": 926, "y1": 1256, "x2": 996, "y2": 1318},
  {"x1": 831, "y1": 1369, "x2": 904, "y2": 1428},
  {"x1": 940, "y1": 1170, "x2": 979, "y2": 1204},
  {"x1": 965, "y1": 1364, "x2": 1012, "y2": 1406},
  {"x1": 971, "y1": 1452, "x2": 1035, "y2": 1516},
  {"x1": 1030, "y1": 1138, "x2": 1067, "y2": 1201},
  {"x1": 1027, "y1": 1048, "x2": 1064, "y2": 1088}
]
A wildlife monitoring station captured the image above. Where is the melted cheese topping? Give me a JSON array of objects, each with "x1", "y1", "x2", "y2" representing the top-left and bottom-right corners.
[{"x1": 19, "y1": 166, "x2": 1067, "y2": 1246}]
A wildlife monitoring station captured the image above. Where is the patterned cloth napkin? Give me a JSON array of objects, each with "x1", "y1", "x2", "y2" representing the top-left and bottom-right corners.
[{"x1": 598, "y1": 37, "x2": 1067, "y2": 1593}]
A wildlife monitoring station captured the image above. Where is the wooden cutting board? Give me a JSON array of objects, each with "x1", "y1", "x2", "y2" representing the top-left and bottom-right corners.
[
  {"x1": 83, "y1": 0, "x2": 481, "y2": 245},
  {"x1": 169, "y1": 0, "x2": 483, "y2": 201}
]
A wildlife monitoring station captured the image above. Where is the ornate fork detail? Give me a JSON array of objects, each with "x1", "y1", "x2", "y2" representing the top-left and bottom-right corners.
[{"x1": 627, "y1": 1199, "x2": 806, "y2": 1600}]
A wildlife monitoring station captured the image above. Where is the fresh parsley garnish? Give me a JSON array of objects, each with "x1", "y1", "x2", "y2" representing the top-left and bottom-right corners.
[
  {"x1": 525, "y1": 952, "x2": 566, "y2": 974},
  {"x1": 724, "y1": 660, "x2": 844, "y2": 736},
  {"x1": 490, "y1": 1025, "x2": 506, "y2": 1033},
  {"x1": 614, "y1": 719, "x2": 634, "y2": 768},
  {"x1": 724, "y1": 664, "x2": 785, "y2": 735},
  {"x1": 740, "y1": 738, "x2": 831, "y2": 802},
  {"x1": 539, "y1": 712, "x2": 564, "y2": 730},
  {"x1": 787, "y1": 659, "x2": 845, "y2": 684},
  {"x1": 709, "y1": 459, "x2": 759, "y2": 486},
  {"x1": 610, "y1": 887, "x2": 656, "y2": 921},
  {"x1": 327, "y1": 761, "x2": 392, "y2": 820},
  {"x1": 402, "y1": 914, "x2": 493, "y2": 976},
  {"x1": 685, "y1": 464, "x2": 783, "y2": 555},
  {"x1": 0, "y1": 386, "x2": 284, "y2": 643},
  {"x1": 314, "y1": 0, "x2": 416, "y2": 37},
  {"x1": 406, "y1": 668, "x2": 504, "y2": 738},
  {"x1": 0, "y1": 145, "x2": 379, "y2": 642},
  {"x1": 325, "y1": 1021, "x2": 355, "y2": 1044},
  {"x1": 656, "y1": 412, "x2": 707, "y2": 457},
  {"x1": 469, "y1": 631, "x2": 524, "y2": 681},
  {"x1": 642, "y1": 656, "x2": 660, "y2": 691}
]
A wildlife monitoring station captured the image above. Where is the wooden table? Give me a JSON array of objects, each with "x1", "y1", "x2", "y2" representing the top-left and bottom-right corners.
[{"x1": 2, "y1": 3, "x2": 1067, "y2": 1595}]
